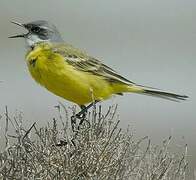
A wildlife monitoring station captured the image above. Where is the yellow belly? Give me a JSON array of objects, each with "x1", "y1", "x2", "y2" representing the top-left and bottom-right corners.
[{"x1": 25, "y1": 44, "x2": 119, "y2": 105}]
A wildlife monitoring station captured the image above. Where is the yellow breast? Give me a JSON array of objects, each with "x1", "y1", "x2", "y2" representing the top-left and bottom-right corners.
[{"x1": 25, "y1": 43, "x2": 115, "y2": 105}]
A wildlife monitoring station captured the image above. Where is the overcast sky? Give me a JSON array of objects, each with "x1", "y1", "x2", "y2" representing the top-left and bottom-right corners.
[{"x1": 0, "y1": 0, "x2": 195, "y2": 174}]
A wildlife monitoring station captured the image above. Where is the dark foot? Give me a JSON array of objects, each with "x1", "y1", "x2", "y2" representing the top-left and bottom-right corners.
[
  {"x1": 77, "y1": 105, "x2": 87, "y2": 129},
  {"x1": 71, "y1": 106, "x2": 87, "y2": 132},
  {"x1": 71, "y1": 100, "x2": 99, "y2": 131}
]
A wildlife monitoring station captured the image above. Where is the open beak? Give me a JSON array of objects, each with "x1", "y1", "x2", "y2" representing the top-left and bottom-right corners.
[
  {"x1": 10, "y1": 21, "x2": 24, "y2": 27},
  {"x1": 9, "y1": 21, "x2": 28, "y2": 38}
]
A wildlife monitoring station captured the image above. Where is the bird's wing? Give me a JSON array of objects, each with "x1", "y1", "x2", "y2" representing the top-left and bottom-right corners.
[{"x1": 52, "y1": 43, "x2": 135, "y2": 85}]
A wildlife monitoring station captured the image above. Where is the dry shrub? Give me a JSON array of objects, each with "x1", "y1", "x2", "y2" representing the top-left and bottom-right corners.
[{"x1": 0, "y1": 104, "x2": 188, "y2": 179}]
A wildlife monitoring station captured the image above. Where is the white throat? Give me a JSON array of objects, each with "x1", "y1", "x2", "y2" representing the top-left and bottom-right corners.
[{"x1": 25, "y1": 34, "x2": 48, "y2": 48}]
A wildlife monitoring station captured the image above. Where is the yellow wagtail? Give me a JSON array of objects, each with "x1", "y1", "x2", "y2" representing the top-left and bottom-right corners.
[{"x1": 9, "y1": 20, "x2": 188, "y2": 122}]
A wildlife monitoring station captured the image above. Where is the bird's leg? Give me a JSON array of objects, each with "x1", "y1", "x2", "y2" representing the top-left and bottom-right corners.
[
  {"x1": 77, "y1": 105, "x2": 87, "y2": 127},
  {"x1": 71, "y1": 106, "x2": 86, "y2": 131},
  {"x1": 76, "y1": 100, "x2": 99, "y2": 119},
  {"x1": 77, "y1": 104, "x2": 92, "y2": 130},
  {"x1": 71, "y1": 100, "x2": 99, "y2": 131},
  {"x1": 77, "y1": 100, "x2": 99, "y2": 129}
]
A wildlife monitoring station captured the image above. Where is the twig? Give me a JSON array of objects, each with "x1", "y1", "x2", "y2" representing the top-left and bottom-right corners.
[
  {"x1": 4, "y1": 106, "x2": 9, "y2": 148},
  {"x1": 22, "y1": 122, "x2": 36, "y2": 141}
]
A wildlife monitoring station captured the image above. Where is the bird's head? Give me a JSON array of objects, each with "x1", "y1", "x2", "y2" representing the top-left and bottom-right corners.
[{"x1": 9, "y1": 20, "x2": 63, "y2": 48}]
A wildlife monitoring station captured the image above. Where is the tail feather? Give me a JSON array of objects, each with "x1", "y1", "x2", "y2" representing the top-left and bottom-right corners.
[
  {"x1": 126, "y1": 84, "x2": 188, "y2": 102},
  {"x1": 141, "y1": 89, "x2": 188, "y2": 102}
]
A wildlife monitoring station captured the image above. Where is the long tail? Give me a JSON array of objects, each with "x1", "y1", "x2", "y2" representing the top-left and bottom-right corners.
[{"x1": 127, "y1": 85, "x2": 188, "y2": 102}]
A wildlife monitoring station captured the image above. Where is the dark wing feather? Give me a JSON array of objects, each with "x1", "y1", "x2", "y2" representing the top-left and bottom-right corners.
[{"x1": 52, "y1": 43, "x2": 134, "y2": 85}]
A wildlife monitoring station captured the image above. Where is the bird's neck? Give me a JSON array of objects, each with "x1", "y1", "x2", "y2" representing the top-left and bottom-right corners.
[{"x1": 25, "y1": 35, "x2": 49, "y2": 49}]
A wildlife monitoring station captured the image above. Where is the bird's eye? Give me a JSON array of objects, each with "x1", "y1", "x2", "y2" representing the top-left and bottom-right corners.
[{"x1": 31, "y1": 26, "x2": 41, "y2": 33}]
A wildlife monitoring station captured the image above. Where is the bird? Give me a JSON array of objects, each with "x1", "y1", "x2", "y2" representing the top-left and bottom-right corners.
[{"x1": 9, "y1": 20, "x2": 188, "y2": 124}]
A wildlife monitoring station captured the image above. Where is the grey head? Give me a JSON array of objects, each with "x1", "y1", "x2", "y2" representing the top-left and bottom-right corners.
[{"x1": 9, "y1": 20, "x2": 64, "y2": 48}]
